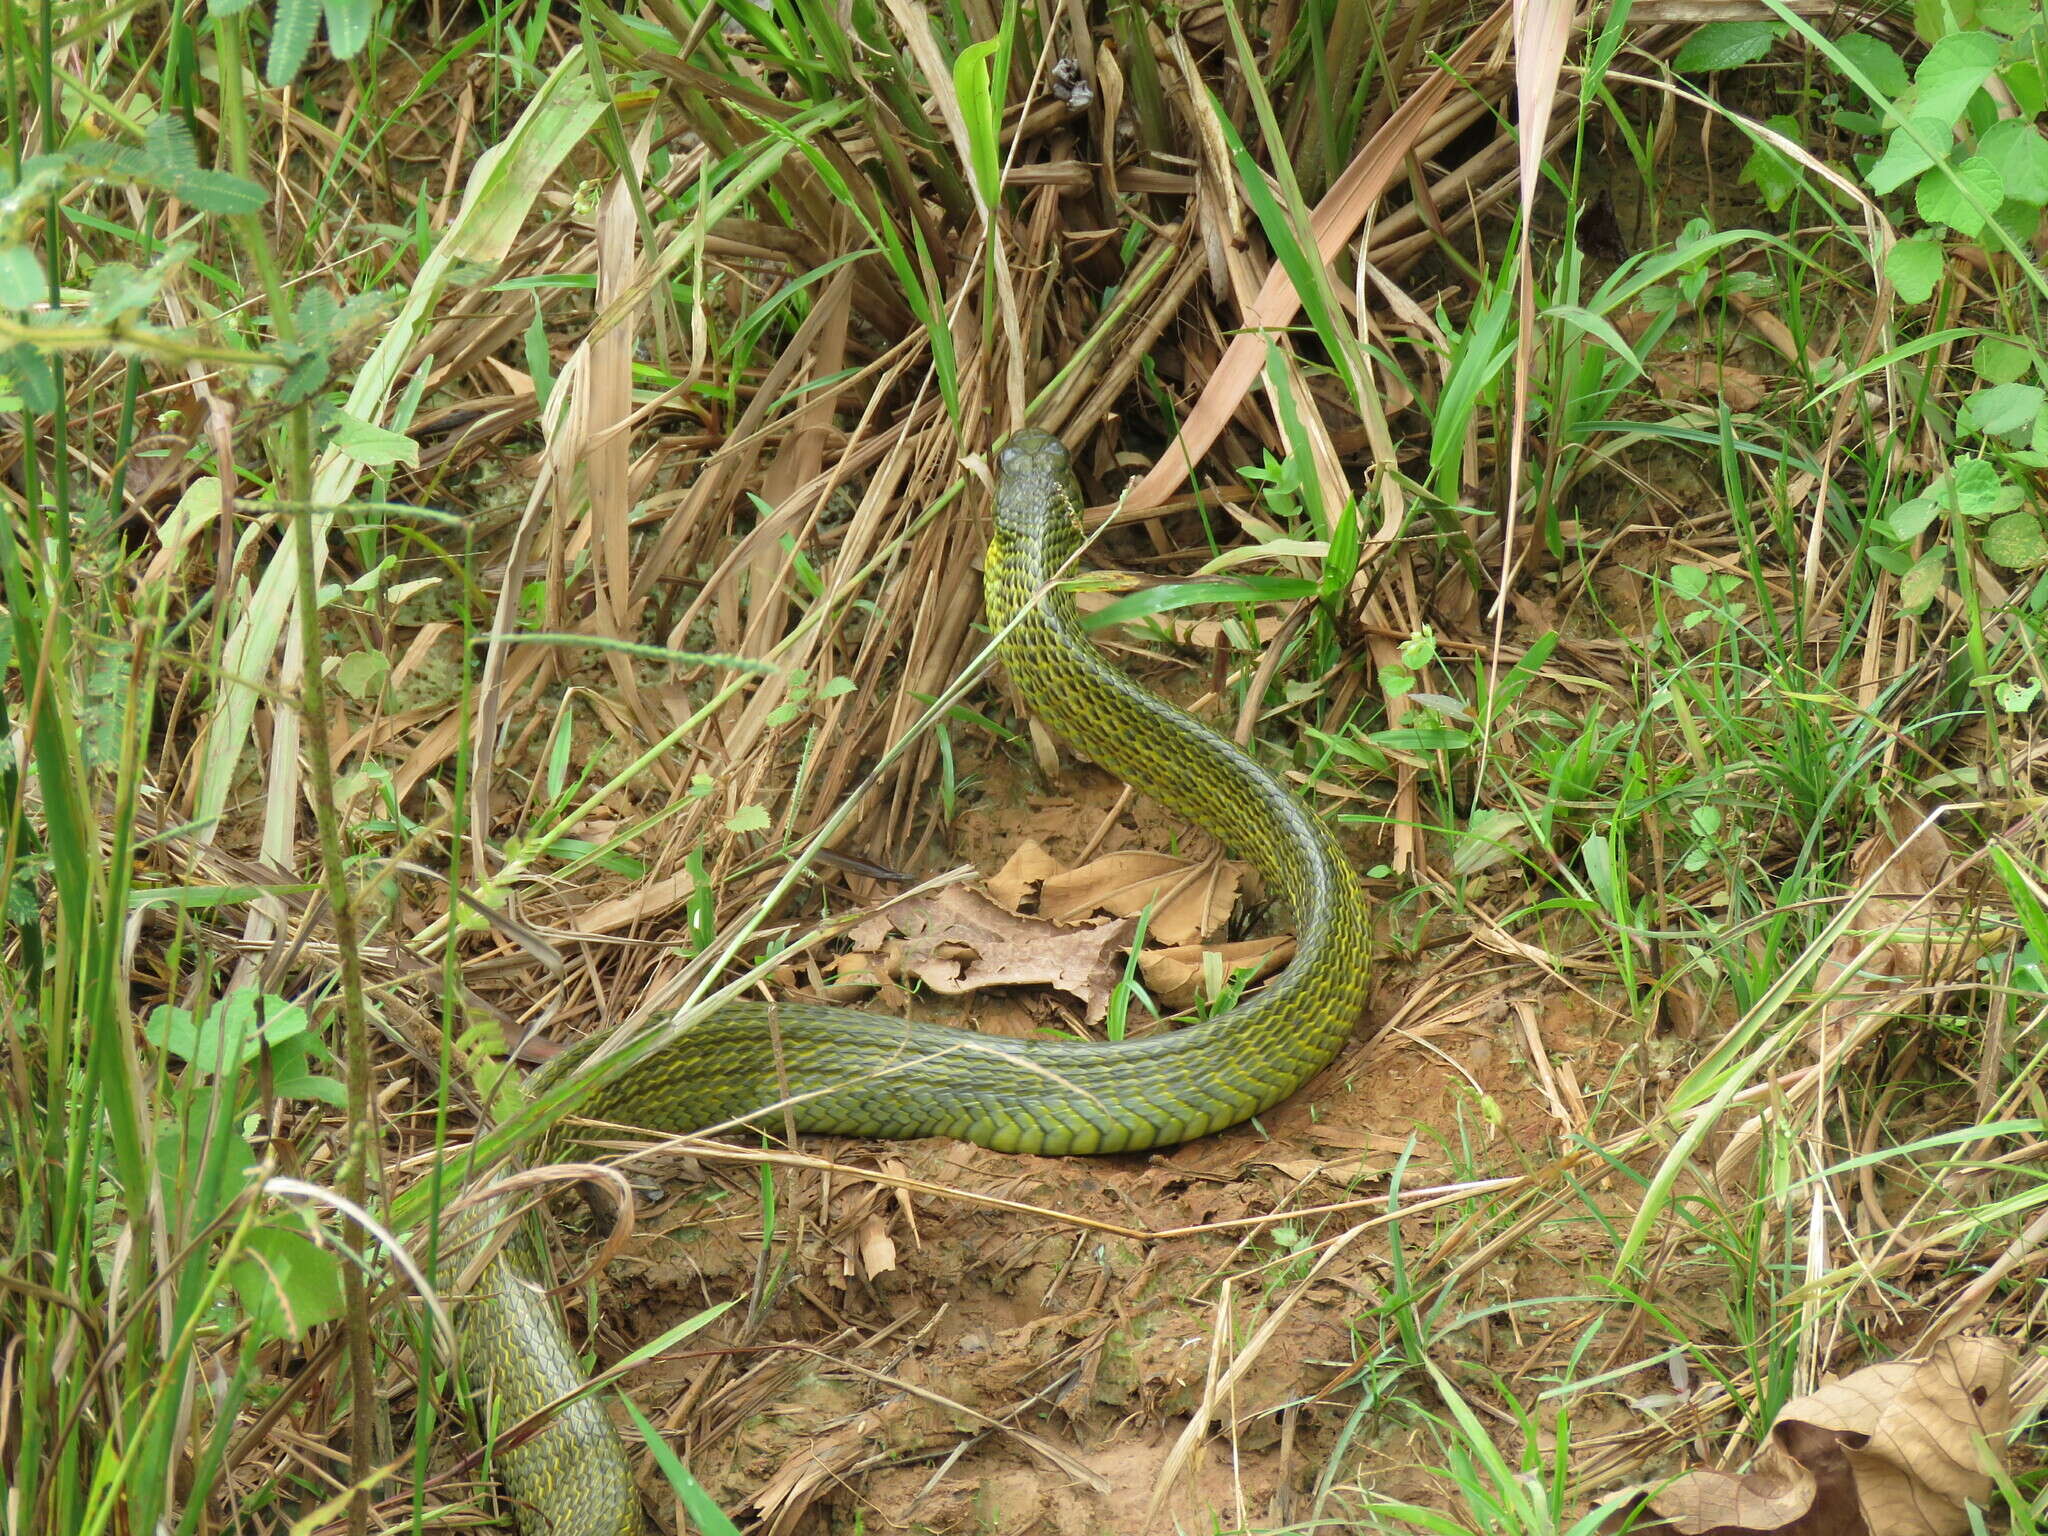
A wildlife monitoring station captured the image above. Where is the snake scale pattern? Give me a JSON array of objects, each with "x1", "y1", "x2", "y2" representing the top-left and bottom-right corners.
[{"x1": 450, "y1": 430, "x2": 1374, "y2": 1534}]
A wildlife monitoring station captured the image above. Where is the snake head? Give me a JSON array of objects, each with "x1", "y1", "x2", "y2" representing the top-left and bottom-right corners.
[{"x1": 992, "y1": 430, "x2": 1082, "y2": 554}]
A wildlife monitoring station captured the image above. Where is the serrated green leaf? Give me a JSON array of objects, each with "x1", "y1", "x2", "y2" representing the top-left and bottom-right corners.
[
  {"x1": 323, "y1": 0, "x2": 373, "y2": 58},
  {"x1": 1959, "y1": 382, "x2": 2045, "y2": 439},
  {"x1": 1974, "y1": 335, "x2": 2039, "y2": 384},
  {"x1": 164, "y1": 166, "x2": 266, "y2": 215},
  {"x1": 86, "y1": 260, "x2": 164, "y2": 321},
  {"x1": 293, "y1": 286, "x2": 339, "y2": 343},
  {"x1": 0, "y1": 246, "x2": 43, "y2": 307},
  {"x1": 1983, "y1": 511, "x2": 2048, "y2": 567},
  {"x1": 1898, "y1": 544, "x2": 1949, "y2": 612},
  {"x1": 266, "y1": 0, "x2": 322, "y2": 86},
  {"x1": 725, "y1": 804, "x2": 772, "y2": 834},
  {"x1": 1910, "y1": 30, "x2": 2003, "y2": 123},
  {"x1": 1916, "y1": 154, "x2": 2005, "y2": 236},
  {"x1": 1885, "y1": 236, "x2": 1945, "y2": 302},
  {"x1": 1867, "y1": 116, "x2": 1950, "y2": 194},
  {"x1": 0, "y1": 344, "x2": 55, "y2": 413},
  {"x1": 1980, "y1": 119, "x2": 2048, "y2": 205},
  {"x1": 1675, "y1": 20, "x2": 1782, "y2": 71},
  {"x1": 1992, "y1": 196, "x2": 2041, "y2": 246},
  {"x1": 1834, "y1": 34, "x2": 1910, "y2": 98}
]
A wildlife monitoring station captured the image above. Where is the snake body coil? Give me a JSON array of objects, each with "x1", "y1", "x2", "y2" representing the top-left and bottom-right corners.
[{"x1": 454, "y1": 430, "x2": 1373, "y2": 1534}]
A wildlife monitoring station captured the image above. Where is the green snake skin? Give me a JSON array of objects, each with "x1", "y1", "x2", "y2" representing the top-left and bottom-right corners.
[{"x1": 453, "y1": 430, "x2": 1373, "y2": 1535}]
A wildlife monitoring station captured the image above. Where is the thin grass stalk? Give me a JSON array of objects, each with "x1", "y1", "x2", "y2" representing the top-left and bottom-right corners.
[{"x1": 211, "y1": 14, "x2": 379, "y2": 1531}]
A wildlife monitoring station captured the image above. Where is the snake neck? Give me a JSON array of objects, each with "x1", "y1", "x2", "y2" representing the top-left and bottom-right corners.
[{"x1": 984, "y1": 519, "x2": 1356, "y2": 959}]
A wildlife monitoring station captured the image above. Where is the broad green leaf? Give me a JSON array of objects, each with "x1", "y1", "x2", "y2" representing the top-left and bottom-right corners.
[
  {"x1": 1984, "y1": 511, "x2": 2048, "y2": 567},
  {"x1": 1899, "y1": 544, "x2": 1948, "y2": 612},
  {"x1": 951, "y1": 39, "x2": 1002, "y2": 209},
  {"x1": 2008, "y1": 59, "x2": 2046, "y2": 117},
  {"x1": 1980, "y1": 118, "x2": 2048, "y2": 205},
  {"x1": 333, "y1": 649, "x2": 391, "y2": 698},
  {"x1": 147, "y1": 990, "x2": 310, "y2": 1074},
  {"x1": 267, "y1": 1038, "x2": 349, "y2": 1107},
  {"x1": 1451, "y1": 809, "x2": 1527, "y2": 876},
  {"x1": 156, "y1": 1110, "x2": 257, "y2": 1225},
  {"x1": 329, "y1": 410, "x2": 419, "y2": 467},
  {"x1": 1948, "y1": 455, "x2": 2023, "y2": 517},
  {"x1": 1888, "y1": 493, "x2": 1941, "y2": 541},
  {"x1": 1866, "y1": 116, "x2": 1950, "y2": 194},
  {"x1": 1958, "y1": 382, "x2": 2045, "y2": 439},
  {"x1": 1833, "y1": 34, "x2": 1909, "y2": 99},
  {"x1": 1885, "y1": 236, "x2": 1945, "y2": 302},
  {"x1": 1674, "y1": 20, "x2": 1782, "y2": 71},
  {"x1": 1915, "y1": 154, "x2": 2004, "y2": 236},
  {"x1": 1910, "y1": 31, "x2": 2002, "y2": 124},
  {"x1": 1997, "y1": 677, "x2": 2042, "y2": 711},
  {"x1": 1978, "y1": 0, "x2": 2039, "y2": 33},
  {"x1": 1582, "y1": 834, "x2": 1621, "y2": 912},
  {"x1": 1371, "y1": 726, "x2": 1472, "y2": 751},
  {"x1": 1084, "y1": 576, "x2": 1316, "y2": 632},
  {"x1": 231, "y1": 1227, "x2": 346, "y2": 1341},
  {"x1": 1741, "y1": 117, "x2": 1803, "y2": 210},
  {"x1": 1974, "y1": 335, "x2": 2038, "y2": 384}
]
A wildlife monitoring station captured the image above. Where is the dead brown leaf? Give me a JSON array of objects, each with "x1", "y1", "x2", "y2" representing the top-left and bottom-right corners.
[
  {"x1": 1651, "y1": 357, "x2": 1767, "y2": 410},
  {"x1": 1038, "y1": 851, "x2": 1241, "y2": 947},
  {"x1": 1610, "y1": 1339, "x2": 2015, "y2": 1536},
  {"x1": 1138, "y1": 935, "x2": 1294, "y2": 1009},
  {"x1": 850, "y1": 1213, "x2": 897, "y2": 1281},
  {"x1": 831, "y1": 885, "x2": 1135, "y2": 1025},
  {"x1": 988, "y1": 840, "x2": 1248, "y2": 948},
  {"x1": 985, "y1": 839, "x2": 1068, "y2": 912},
  {"x1": 571, "y1": 867, "x2": 699, "y2": 935},
  {"x1": 1817, "y1": 800, "x2": 1993, "y2": 1057}
]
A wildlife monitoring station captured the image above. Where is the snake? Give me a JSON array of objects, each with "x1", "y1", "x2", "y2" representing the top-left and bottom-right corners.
[{"x1": 445, "y1": 429, "x2": 1374, "y2": 1535}]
